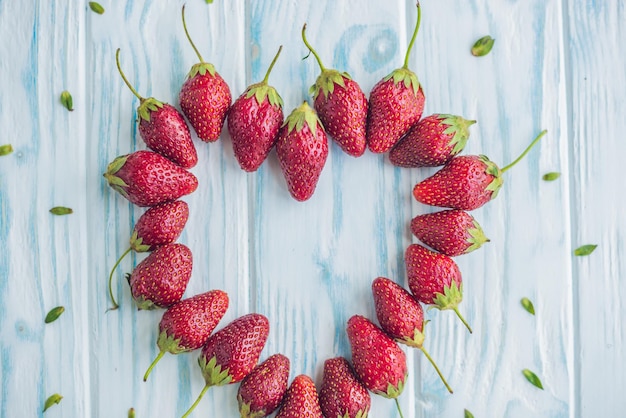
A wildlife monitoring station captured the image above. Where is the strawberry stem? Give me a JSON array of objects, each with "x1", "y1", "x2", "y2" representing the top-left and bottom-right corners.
[
  {"x1": 143, "y1": 350, "x2": 165, "y2": 382},
  {"x1": 419, "y1": 346, "x2": 453, "y2": 393},
  {"x1": 181, "y1": 384, "x2": 210, "y2": 418},
  {"x1": 181, "y1": 5, "x2": 205, "y2": 63},
  {"x1": 402, "y1": 2, "x2": 422, "y2": 69},
  {"x1": 501, "y1": 129, "x2": 547, "y2": 173},
  {"x1": 261, "y1": 45, "x2": 283, "y2": 85},
  {"x1": 453, "y1": 307, "x2": 473, "y2": 333},
  {"x1": 394, "y1": 398, "x2": 405, "y2": 418},
  {"x1": 107, "y1": 246, "x2": 132, "y2": 311},
  {"x1": 301, "y1": 23, "x2": 327, "y2": 72},
  {"x1": 115, "y1": 49, "x2": 145, "y2": 102}
]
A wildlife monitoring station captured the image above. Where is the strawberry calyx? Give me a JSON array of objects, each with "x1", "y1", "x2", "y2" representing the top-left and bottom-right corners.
[
  {"x1": 237, "y1": 397, "x2": 265, "y2": 418},
  {"x1": 400, "y1": 323, "x2": 426, "y2": 348},
  {"x1": 439, "y1": 114, "x2": 476, "y2": 155},
  {"x1": 199, "y1": 355, "x2": 234, "y2": 386},
  {"x1": 310, "y1": 69, "x2": 351, "y2": 100},
  {"x1": 432, "y1": 281, "x2": 473, "y2": 333},
  {"x1": 129, "y1": 230, "x2": 151, "y2": 252},
  {"x1": 156, "y1": 330, "x2": 185, "y2": 354},
  {"x1": 137, "y1": 97, "x2": 164, "y2": 123},
  {"x1": 282, "y1": 101, "x2": 323, "y2": 137},
  {"x1": 187, "y1": 62, "x2": 216, "y2": 79},
  {"x1": 481, "y1": 155, "x2": 504, "y2": 200},
  {"x1": 373, "y1": 375, "x2": 406, "y2": 399},
  {"x1": 245, "y1": 83, "x2": 283, "y2": 108},
  {"x1": 103, "y1": 155, "x2": 129, "y2": 198},
  {"x1": 466, "y1": 220, "x2": 490, "y2": 253},
  {"x1": 133, "y1": 294, "x2": 158, "y2": 311},
  {"x1": 384, "y1": 67, "x2": 420, "y2": 96}
]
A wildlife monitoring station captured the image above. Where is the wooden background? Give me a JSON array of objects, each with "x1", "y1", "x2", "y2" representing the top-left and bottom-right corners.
[{"x1": 1, "y1": 0, "x2": 624, "y2": 417}]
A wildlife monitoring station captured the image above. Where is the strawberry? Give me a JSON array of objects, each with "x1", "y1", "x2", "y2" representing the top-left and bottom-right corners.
[
  {"x1": 103, "y1": 150, "x2": 198, "y2": 207},
  {"x1": 107, "y1": 200, "x2": 189, "y2": 310},
  {"x1": 346, "y1": 315, "x2": 406, "y2": 417},
  {"x1": 115, "y1": 49, "x2": 197, "y2": 169},
  {"x1": 237, "y1": 353, "x2": 290, "y2": 418},
  {"x1": 367, "y1": 3, "x2": 425, "y2": 153},
  {"x1": 275, "y1": 375, "x2": 323, "y2": 418},
  {"x1": 182, "y1": 313, "x2": 270, "y2": 418},
  {"x1": 178, "y1": 5, "x2": 232, "y2": 142},
  {"x1": 404, "y1": 244, "x2": 472, "y2": 333},
  {"x1": 301, "y1": 24, "x2": 368, "y2": 157},
  {"x1": 389, "y1": 114, "x2": 475, "y2": 167},
  {"x1": 127, "y1": 243, "x2": 192, "y2": 310},
  {"x1": 227, "y1": 46, "x2": 284, "y2": 172},
  {"x1": 410, "y1": 209, "x2": 489, "y2": 256},
  {"x1": 318, "y1": 357, "x2": 371, "y2": 418},
  {"x1": 143, "y1": 290, "x2": 229, "y2": 381},
  {"x1": 275, "y1": 102, "x2": 328, "y2": 201},
  {"x1": 372, "y1": 277, "x2": 452, "y2": 393},
  {"x1": 413, "y1": 130, "x2": 547, "y2": 210}
]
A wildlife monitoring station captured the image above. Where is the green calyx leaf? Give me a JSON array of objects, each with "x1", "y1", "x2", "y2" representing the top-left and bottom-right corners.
[
  {"x1": 45, "y1": 306, "x2": 65, "y2": 323},
  {"x1": 433, "y1": 281, "x2": 463, "y2": 311},
  {"x1": 0, "y1": 144, "x2": 13, "y2": 156},
  {"x1": 310, "y1": 69, "x2": 350, "y2": 100},
  {"x1": 188, "y1": 62, "x2": 216, "y2": 79},
  {"x1": 199, "y1": 355, "x2": 234, "y2": 387},
  {"x1": 283, "y1": 102, "x2": 323, "y2": 137},
  {"x1": 156, "y1": 330, "x2": 185, "y2": 354},
  {"x1": 466, "y1": 219, "x2": 489, "y2": 253},
  {"x1": 105, "y1": 155, "x2": 128, "y2": 175},
  {"x1": 574, "y1": 244, "x2": 597, "y2": 256},
  {"x1": 542, "y1": 171, "x2": 561, "y2": 181},
  {"x1": 471, "y1": 35, "x2": 495, "y2": 57},
  {"x1": 88, "y1": 2, "x2": 105, "y2": 14},
  {"x1": 104, "y1": 155, "x2": 129, "y2": 196},
  {"x1": 522, "y1": 368, "x2": 544, "y2": 390},
  {"x1": 129, "y1": 230, "x2": 150, "y2": 252},
  {"x1": 60, "y1": 90, "x2": 74, "y2": 111},
  {"x1": 400, "y1": 325, "x2": 426, "y2": 348},
  {"x1": 374, "y1": 375, "x2": 406, "y2": 399},
  {"x1": 49, "y1": 206, "x2": 73, "y2": 216},
  {"x1": 238, "y1": 397, "x2": 266, "y2": 418},
  {"x1": 384, "y1": 67, "x2": 420, "y2": 96},
  {"x1": 465, "y1": 409, "x2": 475, "y2": 418},
  {"x1": 43, "y1": 393, "x2": 63, "y2": 412},
  {"x1": 137, "y1": 97, "x2": 164, "y2": 123},
  {"x1": 134, "y1": 296, "x2": 158, "y2": 311},
  {"x1": 245, "y1": 83, "x2": 283, "y2": 108},
  {"x1": 480, "y1": 155, "x2": 504, "y2": 199},
  {"x1": 438, "y1": 114, "x2": 476, "y2": 155},
  {"x1": 521, "y1": 297, "x2": 535, "y2": 315}
]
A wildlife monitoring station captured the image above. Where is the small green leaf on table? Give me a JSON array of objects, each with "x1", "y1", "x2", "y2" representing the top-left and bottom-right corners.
[
  {"x1": 574, "y1": 244, "x2": 597, "y2": 256},
  {"x1": 465, "y1": 409, "x2": 475, "y2": 418},
  {"x1": 60, "y1": 90, "x2": 74, "y2": 111},
  {"x1": 0, "y1": 144, "x2": 13, "y2": 156},
  {"x1": 542, "y1": 172, "x2": 561, "y2": 181},
  {"x1": 45, "y1": 306, "x2": 65, "y2": 323},
  {"x1": 521, "y1": 297, "x2": 535, "y2": 315},
  {"x1": 471, "y1": 36, "x2": 495, "y2": 56},
  {"x1": 128, "y1": 408, "x2": 135, "y2": 418},
  {"x1": 89, "y1": 2, "x2": 105, "y2": 14},
  {"x1": 43, "y1": 394, "x2": 63, "y2": 412},
  {"x1": 522, "y1": 369, "x2": 544, "y2": 390},
  {"x1": 50, "y1": 206, "x2": 73, "y2": 216}
]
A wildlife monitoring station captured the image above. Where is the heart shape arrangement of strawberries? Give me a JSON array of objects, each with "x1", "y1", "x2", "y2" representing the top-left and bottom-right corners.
[{"x1": 103, "y1": 4, "x2": 546, "y2": 417}]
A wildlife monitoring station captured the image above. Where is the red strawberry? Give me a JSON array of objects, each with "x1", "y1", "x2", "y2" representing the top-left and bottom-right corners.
[
  {"x1": 275, "y1": 102, "x2": 328, "y2": 201},
  {"x1": 413, "y1": 130, "x2": 548, "y2": 210},
  {"x1": 115, "y1": 49, "x2": 197, "y2": 169},
  {"x1": 143, "y1": 290, "x2": 229, "y2": 381},
  {"x1": 301, "y1": 24, "x2": 368, "y2": 157},
  {"x1": 107, "y1": 200, "x2": 189, "y2": 310},
  {"x1": 237, "y1": 353, "x2": 290, "y2": 418},
  {"x1": 178, "y1": 5, "x2": 232, "y2": 142},
  {"x1": 227, "y1": 46, "x2": 284, "y2": 172},
  {"x1": 410, "y1": 209, "x2": 489, "y2": 256},
  {"x1": 367, "y1": 3, "x2": 425, "y2": 153},
  {"x1": 103, "y1": 150, "x2": 198, "y2": 207},
  {"x1": 318, "y1": 357, "x2": 371, "y2": 418},
  {"x1": 346, "y1": 315, "x2": 406, "y2": 417},
  {"x1": 372, "y1": 277, "x2": 452, "y2": 393},
  {"x1": 404, "y1": 244, "x2": 472, "y2": 333},
  {"x1": 275, "y1": 375, "x2": 323, "y2": 418},
  {"x1": 182, "y1": 313, "x2": 270, "y2": 418},
  {"x1": 127, "y1": 243, "x2": 192, "y2": 310},
  {"x1": 389, "y1": 114, "x2": 475, "y2": 167}
]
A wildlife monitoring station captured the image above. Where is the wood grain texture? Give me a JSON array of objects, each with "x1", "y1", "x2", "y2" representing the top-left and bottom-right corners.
[{"x1": 0, "y1": 0, "x2": 624, "y2": 417}]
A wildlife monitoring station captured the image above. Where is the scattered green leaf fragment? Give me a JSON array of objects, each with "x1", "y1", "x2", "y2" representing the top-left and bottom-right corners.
[
  {"x1": 522, "y1": 369, "x2": 544, "y2": 390},
  {"x1": 50, "y1": 206, "x2": 73, "y2": 216},
  {"x1": 471, "y1": 35, "x2": 495, "y2": 56},
  {"x1": 0, "y1": 144, "x2": 13, "y2": 156},
  {"x1": 60, "y1": 90, "x2": 74, "y2": 111},
  {"x1": 43, "y1": 394, "x2": 63, "y2": 412},
  {"x1": 465, "y1": 409, "x2": 475, "y2": 418},
  {"x1": 45, "y1": 306, "x2": 65, "y2": 323},
  {"x1": 128, "y1": 408, "x2": 135, "y2": 418},
  {"x1": 89, "y1": 2, "x2": 105, "y2": 14},
  {"x1": 521, "y1": 297, "x2": 535, "y2": 315},
  {"x1": 574, "y1": 244, "x2": 597, "y2": 256},
  {"x1": 543, "y1": 172, "x2": 561, "y2": 181},
  {"x1": 205, "y1": 0, "x2": 214, "y2": 3}
]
